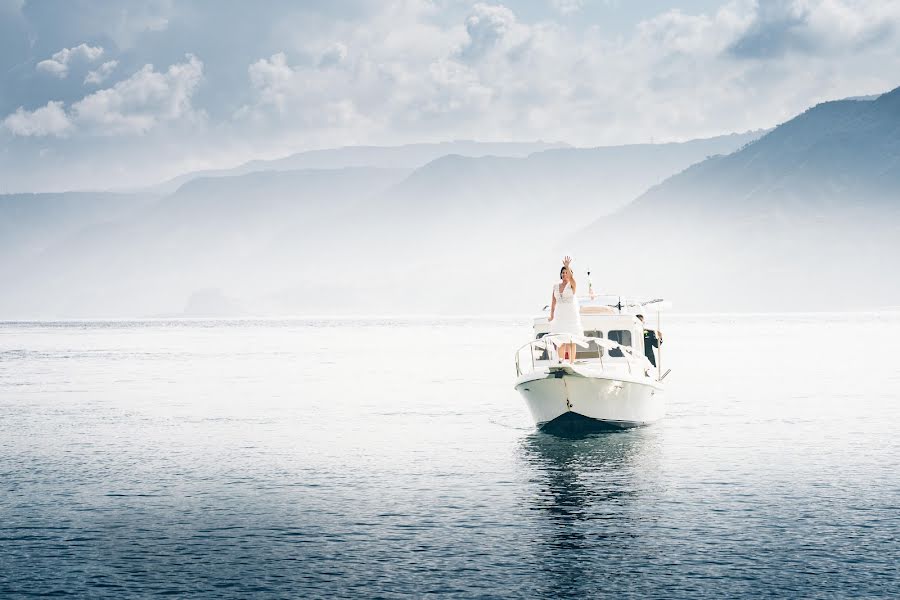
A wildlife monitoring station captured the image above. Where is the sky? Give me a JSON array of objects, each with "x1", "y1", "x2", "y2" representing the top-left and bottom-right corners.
[{"x1": 1, "y1": 0, "x2": 899, "y2": 192}]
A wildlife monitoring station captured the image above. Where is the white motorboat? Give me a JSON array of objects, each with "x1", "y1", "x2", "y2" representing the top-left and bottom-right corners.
[{"x1": 514, "y1": 295, "x2": 671, "y2": 432}]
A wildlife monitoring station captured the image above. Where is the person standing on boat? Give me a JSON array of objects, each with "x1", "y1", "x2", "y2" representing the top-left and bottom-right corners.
[
  {"x1": 636, "y1": 314, "x2": 662, "y2": 367},
  {"x1": 548, "y1": 256, "x2": 583, "y2": 362}
]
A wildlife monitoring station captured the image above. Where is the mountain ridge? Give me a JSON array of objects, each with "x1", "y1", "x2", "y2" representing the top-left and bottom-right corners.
[
  {"x1": 571, "y1": 85, "x2": 900, "y2": 310},
  {"x1": 3, "y1": 84, "x2": 895, "y2": 318},
  {"x1": 147, "y1": 140, "x2": 571, "y2": 195}
]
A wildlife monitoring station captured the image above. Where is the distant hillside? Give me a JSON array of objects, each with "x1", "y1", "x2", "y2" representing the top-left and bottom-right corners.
[
  {"x1": 150, "y1": 140, "x2": 570, "y2": 194},
  {"x1": 0, "y1": 192, "x2": 156, "y2": 280},
  {"x1": 1, "y1": 131, "x2": 764, "y2": 317},
  {"x1": 0, "y1": 168, "x2": 409, "y2": 318},
  {"x1": 366, "y1": 132, "x2": 764, "y2": 231},
  {"x1": 336, "y1": 131, "x2": 767, "y2": 313},
  {"x1": 572, "y1": 87, "x2": 900, "y2": 310}
]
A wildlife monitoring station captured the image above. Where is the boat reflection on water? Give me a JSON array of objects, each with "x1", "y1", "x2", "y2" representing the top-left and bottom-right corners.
[
  {"x1": 518, "y1": 429, "x2": 657, "y2": 535},
  {"x1": 516, "y1": 429, "x2": 663, "y2": 593}
]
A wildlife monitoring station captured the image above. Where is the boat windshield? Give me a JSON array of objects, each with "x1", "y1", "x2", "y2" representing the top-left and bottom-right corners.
[
  {"x1": 536, "y1": 329, "x2": 632, "y2": 359},
  {"x1": 516, "y1": 333, "x2": 650, "y2": 378},
  {"x1": 606, "y1": 330, "x2": 632, "y2": 357}
]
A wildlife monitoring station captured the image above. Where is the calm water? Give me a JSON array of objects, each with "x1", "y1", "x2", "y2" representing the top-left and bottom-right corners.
[{"x1": 1, "y1": 314, "x2": 898, "y2": 598}]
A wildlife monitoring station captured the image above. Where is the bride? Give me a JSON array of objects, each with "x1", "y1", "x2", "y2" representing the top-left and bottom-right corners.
[{"x1": 548, "y1": 256, "x2": 583, "y2": 362}]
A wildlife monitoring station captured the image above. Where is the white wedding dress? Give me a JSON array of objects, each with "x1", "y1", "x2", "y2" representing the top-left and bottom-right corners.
[{"x1": 551, "y1": 283, "x2": 583, "y2": 337}]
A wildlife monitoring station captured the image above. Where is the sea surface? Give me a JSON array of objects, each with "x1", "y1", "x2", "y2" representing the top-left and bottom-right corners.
[{"x1": 1, "y1": 314, "x2": 898, "y2": 598}]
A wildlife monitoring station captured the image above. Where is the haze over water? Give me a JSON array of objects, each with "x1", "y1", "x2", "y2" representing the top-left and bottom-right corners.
[{"x1": 1, "y1": 313, "x2": 897, "y2": 597}]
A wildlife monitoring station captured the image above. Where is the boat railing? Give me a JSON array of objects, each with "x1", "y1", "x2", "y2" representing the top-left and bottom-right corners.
[{"x1": 514, "y1": 333, "x2": 651, "y2": 378}]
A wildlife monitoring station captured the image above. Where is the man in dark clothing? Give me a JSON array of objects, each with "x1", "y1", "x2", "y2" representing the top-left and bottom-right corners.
[{"x1": 636, "y1": 314, "x2": 662, "y2": 367}]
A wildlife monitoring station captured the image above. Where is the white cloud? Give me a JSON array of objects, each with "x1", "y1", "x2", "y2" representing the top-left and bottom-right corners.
[
  {"x1": 318, "y1": 43, "x2": 348, "y2": 68},
  {"x1": 84, "y1": 60, "x2": 119, "y2": 85},
  {"x1": 35, "y1": 59, "x2": 68, "y2": 77},
  {"x1": 6, "y1": 0, "x2": 900, "y2": 192},
  {"x1": 245, "y1": 52, "x2": 295, "y2": 117},
  {"x1": 634, "y1": 2, "x2": 755, "y2": 57},
  {"x1": 239, "y1": 50, "x2": 370, "y2": 135},
  {"x1": 36, "y1": 43, "x2": 104, "y2": 78},
  {"x1": 460, "y1": 3, "x2": 518, "y2": 61},
  {"x1": 229, "y1": 0, "x2": 900, "y2": 151},
  {"x1": 729, "y1": 0, "x2": 900, "y2": 58},
  {"x1": 72, "y1": 54, "x2": 204, "y2": 135},
  {"x1": 4, "y1": 55, "x2": 203, "y2": 138},
  {"x1": 2, "y1": 101, "x2": 73, "y2": 137}
]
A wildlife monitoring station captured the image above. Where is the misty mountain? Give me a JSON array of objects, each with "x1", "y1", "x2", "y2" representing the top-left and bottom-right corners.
[
  {"x1": 337, "y1": 131, "x2": 766, "y2": 312},
  {"x1": 150, "y1": 140, "x2": 570, "y2": 194},
  {"x1": 0, "y1": 192, "x2": 156, "y2": 277},
  {"x1": 2, "y1": 131, "x2": 764, "y2": 318},
  {"x1": 1, "y1": 168, "x2": 409, "y2": 318},
  {"x1": 364, "y1": 132, "x2": 764, "y2": 234},
  {"x1": 572, "y1": 86, "x2": 900, "y2": 310}
]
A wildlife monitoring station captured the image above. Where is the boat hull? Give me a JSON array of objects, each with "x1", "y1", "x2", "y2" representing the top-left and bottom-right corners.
[{"x1": 515, "y1": 368, "x2": 665, "y2": 431}]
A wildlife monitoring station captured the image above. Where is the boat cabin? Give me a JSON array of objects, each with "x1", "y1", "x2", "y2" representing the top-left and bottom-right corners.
[
  {"x1": 533, "y1": 308, "x2": 645, "y2": 360},
  {"x1": 515, "y1": 295, "x2": 669, "y2": 380}
]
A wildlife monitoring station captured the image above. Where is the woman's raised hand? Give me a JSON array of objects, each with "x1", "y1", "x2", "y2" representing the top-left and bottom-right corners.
[{"x1": 562, "y1": 255, "x2": 572, "y2": 267}]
